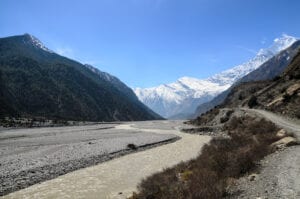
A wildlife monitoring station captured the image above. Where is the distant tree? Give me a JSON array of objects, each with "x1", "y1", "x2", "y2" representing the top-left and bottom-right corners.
[
  {"x1": 272, "y1": 76, "x2": 281, "y2": 81},
  {"x1": 282, "y1": 93, "x2": 292, "y2": 103},
  {"x1": 248, "y1": 96, "x2": 258, "y2": 108}
]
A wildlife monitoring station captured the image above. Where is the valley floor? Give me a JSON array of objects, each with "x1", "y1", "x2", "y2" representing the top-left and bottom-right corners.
[{"x1": 0, "y1": 120, "x2": 211, "y2": 198}]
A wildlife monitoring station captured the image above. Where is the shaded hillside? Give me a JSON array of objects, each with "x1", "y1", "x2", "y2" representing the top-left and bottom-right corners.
[
  {"x1": 254, "y1": 51, "x2": 300, "y2": 118},
  {"x1": 0, "y1": 34, "x2": 162, "y2": 121},
  {"x1": 193, "y1": 40, "x2": 300, "y2": 118},
  {"x1": 192, "y1": 50, "x2": 300, "y2": 126}
]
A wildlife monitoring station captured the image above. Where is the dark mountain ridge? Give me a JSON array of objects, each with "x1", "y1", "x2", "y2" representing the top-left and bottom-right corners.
[{"x1": 0, "y1": 34, "x2": 162, "y2": 121}]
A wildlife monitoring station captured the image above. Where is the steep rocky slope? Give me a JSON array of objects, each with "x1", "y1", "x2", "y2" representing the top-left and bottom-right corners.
[{"x1": 192, "y1": 49, "x2": 300, "y2": 126}]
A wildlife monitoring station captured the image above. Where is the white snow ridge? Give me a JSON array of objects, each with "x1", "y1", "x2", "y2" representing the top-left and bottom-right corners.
[
  {"x1": 134, "y1": 34, "x2": 297, "y2": 119},
  {"x1": 24, "y1": 33, "x2": 54, "y2": 53}
]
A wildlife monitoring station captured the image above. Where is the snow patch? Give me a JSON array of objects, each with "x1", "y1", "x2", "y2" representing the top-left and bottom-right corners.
[{"x1": 24, "y1": 34, "x2": 53, "y2": 53}]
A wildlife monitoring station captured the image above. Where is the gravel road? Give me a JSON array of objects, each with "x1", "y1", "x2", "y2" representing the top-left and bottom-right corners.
[
  {"x1": 2, "y1": 120, "x2": 211, "y2": 199},
  {"x1": 229, "y1": 109, "x2": 300, "y2": 199},
  {"x1": 229, "y1": 146, "x2": 300, "y2": 199},
  {"x1": 242, "y1": 108, "x2": 300, "y2": 138},
  {"x1": 0, "y1": 121, "x2": 179, "y2": 197}
]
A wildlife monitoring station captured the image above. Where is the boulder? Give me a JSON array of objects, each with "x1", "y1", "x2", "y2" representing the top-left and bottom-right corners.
[
  {"x1": 276, "y1": 129, "x2": 288, "y2": 138},
  {"x1": 271, "y1": 136, "x2": 298, "y2": 150},
  {"x1": 286, "y1": 83, "x2": 300, "y2": 95}
]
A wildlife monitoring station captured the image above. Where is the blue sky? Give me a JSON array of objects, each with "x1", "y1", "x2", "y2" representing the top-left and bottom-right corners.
[{"x1": 1, "y1": 0, "x2": 300, "y2": 88}]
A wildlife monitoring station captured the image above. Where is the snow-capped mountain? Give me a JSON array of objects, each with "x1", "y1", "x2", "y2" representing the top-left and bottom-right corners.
[
  {"x1": 208, "y1": 34, "x2": 297, "y2": 85},
  {"x1": 23, "y1": 33, "x2": 54, "y2": 53},
  {"x1": 134, "y1": 34, "x2": 297, "y2": 118},
  {"x1": 134, "y1": 77, "x2": 231, "y2": 118}
]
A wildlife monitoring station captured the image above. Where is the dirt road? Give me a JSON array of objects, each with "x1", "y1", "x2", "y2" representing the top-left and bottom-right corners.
[
  {"x1": 234, "y1": 109, "x2": 300, "y2": 199},
  {"x1": 243, "y1": 108, "x2": 300, "y2": 138}
]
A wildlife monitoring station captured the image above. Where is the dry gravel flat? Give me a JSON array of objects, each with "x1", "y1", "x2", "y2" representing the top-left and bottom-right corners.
[
  {"x1": 0, "y1": 121, "x2": 179, "y2": 197},
  {"x1": 2, "y1": 120, "x2": 211, "y2": 199}
]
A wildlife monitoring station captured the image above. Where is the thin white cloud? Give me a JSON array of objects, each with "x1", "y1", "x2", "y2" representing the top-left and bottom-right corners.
[
  {"x1": 83, "y1": 60, "x2": 102, "y2": 66},
  {"x1": 55, "y1": 47, "x2": 74, "y2": 58},
  {"x1": 209, "y1": 58, "x2": 218, "y2": 63},
  {"x1": 260, "y1": 37, "x2": 267, "y2": 45},
  {"x1": 281, "y1": 32, "x2": 299, "y2": 40},
  {"x1": 235, "y1": 45, "x2": 257, "y2": 55},
  {"x1": 81, "y1": 58, "x2": 107, "y2": 66}
]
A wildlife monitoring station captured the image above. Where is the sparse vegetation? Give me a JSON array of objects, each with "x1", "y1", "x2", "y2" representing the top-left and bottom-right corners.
[
  {"x1": 132, "y1": 116, "x2": 281, "y2": 199},
  {"x1": 0, "y1": 117, "x2": 93, "y2": 128},
  {"x1": 282, "y1": 93, "x2": 292, "y2": 102},
  {"x1": 190, "y1": 108, "x2": 220, "y2": 126},
  {"x1": 273, "y1": 76, "x2": 281, "y2": 81},
  {"x1": 127, "y1": 143, "x2": 138, "y2": 150},
  {"x1": 247, "y1": 96, "x2": 258, "y2": 108},
  {"x1": 220, "y1": 110, "x2": 234, "y2": 123}
]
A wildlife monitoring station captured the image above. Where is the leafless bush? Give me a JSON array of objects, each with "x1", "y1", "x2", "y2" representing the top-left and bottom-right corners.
[{"x1": 133, "y1": 116, "x2": 279, "y2": 199}]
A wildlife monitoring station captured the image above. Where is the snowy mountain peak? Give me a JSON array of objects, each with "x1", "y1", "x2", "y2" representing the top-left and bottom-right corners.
[
  {"x1": 23, "y1": 33, "x2": 53, "y2": 53},
  {"x1": 134, "y1": 35, "x2": 298, "y2": 118},
  {"x1": 177, "y1": 76, "x2": 201, "y2": 84},
  {"x1": 208, "y1": 34, "x2": 297, "y2": 86},
  {"x1": 258, "y1": 34, "x2": 297, "y2": 56},
  {"x1": 273, "y1": 34, "x2": 297, "y2": 50}
]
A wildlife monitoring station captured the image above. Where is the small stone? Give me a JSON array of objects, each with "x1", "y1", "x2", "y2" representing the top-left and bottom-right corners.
[
  {"x1": 118, "y1": 192, "x2": 122, "y2": 195},
  {"x1": 248, "y1": 173, "x2": 258, "y2": 181}
]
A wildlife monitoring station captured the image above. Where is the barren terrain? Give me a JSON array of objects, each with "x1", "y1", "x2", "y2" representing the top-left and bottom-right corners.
[{"x1": 1, "y1": 120, "x2": 211, "y2": 198}]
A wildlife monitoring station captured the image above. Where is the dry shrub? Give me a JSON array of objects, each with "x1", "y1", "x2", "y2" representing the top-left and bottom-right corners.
[
  {"x1": 127, "y1": 143, "x2": 138, "y2": 150},
  {"x1": 137, "y1": 167, "x2": 187, "y2": 199},
  {"x1": 134, "y1": 116, "x2": 279, "y2": 199},
  {"x1": 247, "y1": 95, "x2": 258, "y2": 108},
  {"x1": 191, "y1": 108, "x2": 220, "y2": 125},
  {"x1": 187, "y1": 168, "x2": 224, "y2": 198}
]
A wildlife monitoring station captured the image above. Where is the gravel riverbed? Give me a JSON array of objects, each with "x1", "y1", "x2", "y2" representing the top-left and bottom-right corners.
[{"x1": 0, "y1": 122, "x2": 178, "y2": 196}]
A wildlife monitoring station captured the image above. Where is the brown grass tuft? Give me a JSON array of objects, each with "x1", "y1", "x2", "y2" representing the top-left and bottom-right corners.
[{"x1": 132, "y1": 116, "x2": 280, "y2": 199}]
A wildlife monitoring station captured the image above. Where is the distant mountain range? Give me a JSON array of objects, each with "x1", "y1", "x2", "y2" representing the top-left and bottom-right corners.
[
  {"x1": 192, "y1": 47, "x2": 300, "y2": 126},
  {"x1": 193, "y1": 39, "x2": 300, "y2": 118},
  {"x1": 134, "y1": 35, "x2": 297, "y2": 119},
  {"x1": 0, "y1": 34, "x2": 162, "y2": 121}
]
